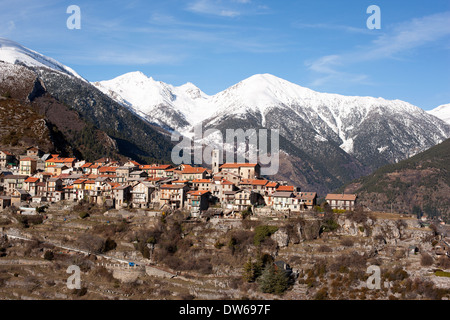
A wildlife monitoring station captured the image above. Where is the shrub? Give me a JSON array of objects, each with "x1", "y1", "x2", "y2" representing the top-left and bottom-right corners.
[
  {"x1": 253, "y1": 225, "x2": 278, "y2": 246},
  {"x1": 18, "y1": 215, "x2": 43, "y2": 228},
  {"x1": 340, "y1": 238, "x2": 354, "y2": 247},
  {"x1": 79, "y1": 212, "x2": 89, "y2": 219},
  {"x1": 320, "y1": 213, "x2": 339, "y2": 233},
  {"x1": 44, "y1": 250, "x2": 54, "y2": 261},
  {"x1": 384, "y1": 267, "x2": 409, "y2": 282},
  {"x1": 102, "y1": 238, "x2": 117, "y2": 252},
  {"x1": 420, "y1": 253, "x2": 434, "y2": 267}
]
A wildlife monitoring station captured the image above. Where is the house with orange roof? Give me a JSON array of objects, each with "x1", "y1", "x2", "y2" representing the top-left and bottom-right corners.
[
  {"x1": 180, "y1": 165, "x2": 208, "y2": 181},
  {"x1": 93, "y1": 157, "x2": 111, "y2": 166},
  {"x1": 265, "y1": 181, "x2": 279, "y2": 195},
  {"x1": 124, "y1": 160, "x2": 140, "y2": 168},
  {"x1": 159, "y1": 183, "x2": 190, "y2": 209},
  {"x1": 139, "y1": 164, "x2": 173, "y2": 178},
  {"x1": 23, "y1": 177, "x2": 40, "y2": 196},
  {"x1": 81, "y1": 162, "x2": 93, "y2": 174},
  {"x1": 186, "y1": 190, "x2": 211, "y2": 216},
  {"x1": 219, "y1": 163, "x2": 260, "y2": 180},
  {"x1": 98, "y1": 166, "x2": 117, "y2": 177}
]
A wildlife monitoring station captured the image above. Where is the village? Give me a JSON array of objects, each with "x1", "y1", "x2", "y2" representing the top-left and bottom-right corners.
[{"x1": 0, "y1": 147, "x2": 357, "y2": 217}]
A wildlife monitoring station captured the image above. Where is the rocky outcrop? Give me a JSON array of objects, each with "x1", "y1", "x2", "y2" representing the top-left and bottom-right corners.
[{"x1": 336, "y1": 215, "x2": 434, "y2": 245}]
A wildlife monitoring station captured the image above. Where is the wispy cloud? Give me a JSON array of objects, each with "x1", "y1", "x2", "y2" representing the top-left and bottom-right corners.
[
  {"x1": 187, "y1": 0, "x2": 241, "y2": 17},
  {"x1": 186, "y1": 0, "x2": 268, "y2": 17},
  {"x1": 307, "y1": 11, "x2": 450, "y2": 88}
]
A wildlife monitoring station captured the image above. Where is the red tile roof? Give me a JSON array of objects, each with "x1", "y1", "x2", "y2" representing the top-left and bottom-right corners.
[
  {"x1": 188, "y1": 190, "x2": 211, "y2": 196},
  {"x1": 192, "y1": 179, "x2": 211, "y2": 183},
  {"x1": 251, "y1": 179, "x2": 268, "y2": 186},
  {"x1": 181, "y1": 166, "x2": 207, "y2": 174},
  {"x1": 276, "y1": 185, "x2": 295, "y2": 192},
  {"x1": 266, "y1": 182, "x2": 279, "y2": 188}
]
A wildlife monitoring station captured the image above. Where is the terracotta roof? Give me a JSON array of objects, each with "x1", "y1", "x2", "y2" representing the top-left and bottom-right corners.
[
  {"x1": 188, "y1": 190, "x2": 210, "y2": 196},
  {"x1": 251, "y1": 179, "x2": 268, "y2": 186},
  {"x1": 181, "y1": 166, "x2": 207, "y2": 174},
  {"x1": 99, "y1": 166, "x2": 117, "y2": 173},
  {"x1": 192, "y1": 179, "x2": 211, "y2": 183},
  {"x1": 25, "y1": 177, "x2": 39, "y2": 183},
  {"x1": 276, "y1": 185, "x2": 295, "y2": 192},
  {"x1": 81, "y1": 163, "x2": 92, "y2": 168},
  {"x1": 172, "y1": 180, "x2": 189, "y2": 184},
  {"x1": 221, "y1": 179, "x2": 234, "y2": 185},
  {"x1": 126, "y1": 160, "x2": 140, "y2": 166},
  {"x1": 1, "y1": 151, "x2": 13, "y2": 156},
  {"x1": 266, "y1": 182, "x2": 279, "y2": 188},
  {"x1": 325, "y1": 194, "x2": 357, "y2": 201}
]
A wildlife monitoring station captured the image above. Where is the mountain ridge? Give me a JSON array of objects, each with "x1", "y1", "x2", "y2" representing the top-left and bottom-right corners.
[{"x1": 96, "y1": 70, "x2": 450, "y2": 194}]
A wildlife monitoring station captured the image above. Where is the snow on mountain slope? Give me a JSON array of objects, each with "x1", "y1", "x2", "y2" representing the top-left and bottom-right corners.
[
  {"x1": 0, "y1": 37, "x2": 85, "y2": 81},
  {"x1": 96, "y1": 72, "x2": 450, "y2": 164},
  {"x1": 204, "y1": 73, "x2": 448, "y2": 154},
  {"x1": 92, "y1": 72, "x2": 212, "y2": 133},
  {"x1": 428, "y1": 104, "x2": 450, "y2": 125}
]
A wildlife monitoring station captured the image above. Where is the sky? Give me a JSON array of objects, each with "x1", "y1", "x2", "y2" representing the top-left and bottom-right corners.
[{"x1": 1, "y1": 0, "x2": 449, "y2": 110}]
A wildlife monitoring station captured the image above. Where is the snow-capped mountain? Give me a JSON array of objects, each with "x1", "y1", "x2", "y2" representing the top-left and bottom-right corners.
[
  {"x1": 97, "y1": 72, "x2": 450, "y2": 192},
  {"x1": 93, "y1": 72, "x2": 212, "y2": 133},
  {"x1": 97, "y1": 72, "x2": 450, "y2": 158},
  {"x1": 0, "y1": 37, "x2": 84, "y2": 81},
  {"x1": 428, "y1": 104, "x2": 450, "y2": 125}
]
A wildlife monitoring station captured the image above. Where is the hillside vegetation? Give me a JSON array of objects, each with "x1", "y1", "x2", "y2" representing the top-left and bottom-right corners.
[{"x1": 341, "y1": 138, "x2": 450, "y2": 222}]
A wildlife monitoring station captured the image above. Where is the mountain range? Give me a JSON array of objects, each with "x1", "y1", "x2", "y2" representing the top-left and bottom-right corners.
[
  {"x1": 1, "y1": 37, "x2": 449, "y2": 195},
  {"x1": 94, "y1": 71, "x2": 450, "y2": 194}
]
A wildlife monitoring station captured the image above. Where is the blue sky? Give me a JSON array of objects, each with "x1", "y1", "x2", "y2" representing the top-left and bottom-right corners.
[{"x1": 1, "y1": 0, "x2": 449, "y2": 110}]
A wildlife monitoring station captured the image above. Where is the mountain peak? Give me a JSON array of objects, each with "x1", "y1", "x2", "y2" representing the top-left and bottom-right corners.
[
  {"x1": 0, "y1": 37, "x2": 84, "y2": 81},
  {"x1": 428, "y1": 103, "x2": 450, "y2": 125}
]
